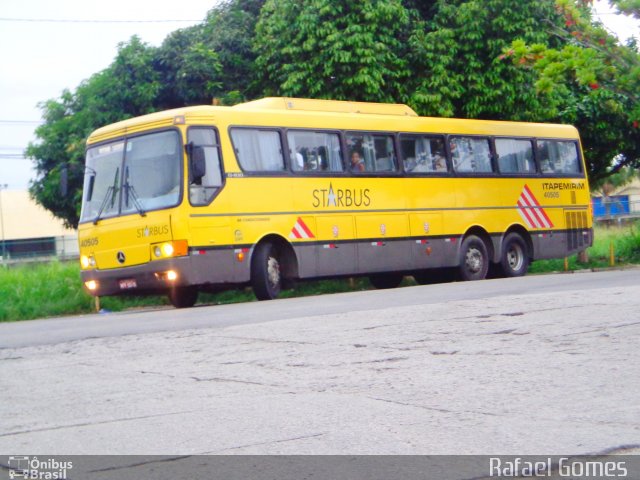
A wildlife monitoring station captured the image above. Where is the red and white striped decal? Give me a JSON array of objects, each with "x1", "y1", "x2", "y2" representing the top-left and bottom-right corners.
[
  {"x1": 517, "y1": 185, "x2": 554, "y2": 229},
  {"x1": 289, "y1": 217, "x2": 315, "y2": 240}
]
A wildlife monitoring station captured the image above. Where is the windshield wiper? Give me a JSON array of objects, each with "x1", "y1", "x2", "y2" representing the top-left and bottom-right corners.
[
  {"x1": 93, "y1": 167, "x2": 120, "y2": 225},
  {"x1": 123, "y1": 166, "x2": 146, "y2": 218},
  {"x1": 93, "y1": 186, "x2": 117, "y2": 225},
  {"x1": 124, "y1": 182, "x2": 146, "y2": 218}
]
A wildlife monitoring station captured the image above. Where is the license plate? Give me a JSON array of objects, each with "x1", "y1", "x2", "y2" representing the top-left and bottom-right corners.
[{"x1": 119, "y1": 278, "x2": 137, "y2": 290}]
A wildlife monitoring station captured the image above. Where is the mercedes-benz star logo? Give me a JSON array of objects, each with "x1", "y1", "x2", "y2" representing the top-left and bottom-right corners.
[{"x1": 117, "y1": 251, "x2": 126, "y2": 264}]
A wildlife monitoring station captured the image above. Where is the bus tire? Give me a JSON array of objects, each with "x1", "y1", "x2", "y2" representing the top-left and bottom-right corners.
[
  {"x1": 458, "y1": 235, "x2": 489, "y2": 281},
  {"x1": 251, "y1": 241, "x2": 282, "y2": 300},
  {"x1": 499, "y1": 232, "x2": 529, "y2": 277},
  {"x1": 369, "y1": 273, "x2": 403, "y2": 289},
  {"x1": 168, "y1": 286, "x2": 198, "y2": 308}
]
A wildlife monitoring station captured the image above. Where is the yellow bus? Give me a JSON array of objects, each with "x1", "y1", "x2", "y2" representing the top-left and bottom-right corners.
[{"x1": 78, "y1": 97, "x2": 593, "y2": 308}]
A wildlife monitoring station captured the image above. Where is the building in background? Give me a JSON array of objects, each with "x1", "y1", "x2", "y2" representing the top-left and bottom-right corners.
[{"x1": 0, "y1": 189, "x2": 78, "y2": 262}]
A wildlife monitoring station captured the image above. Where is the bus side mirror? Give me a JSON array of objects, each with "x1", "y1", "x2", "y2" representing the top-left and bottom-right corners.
[
  {"x1": 87, "y1": 175, "x2": 95, "y2": 202},
  {"x1": 188, "y1": 144, "x2": 207, "y2": 183}
]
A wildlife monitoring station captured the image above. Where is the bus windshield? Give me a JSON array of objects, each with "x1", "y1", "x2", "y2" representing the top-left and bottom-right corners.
[{"x1": 80, "y1": 130, "x2": 182, "y2": 223}]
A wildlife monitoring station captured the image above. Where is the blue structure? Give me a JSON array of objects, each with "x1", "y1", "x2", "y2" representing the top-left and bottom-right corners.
[{"x1": 592, "y1": 195, "x2": 630, "y2": 217}]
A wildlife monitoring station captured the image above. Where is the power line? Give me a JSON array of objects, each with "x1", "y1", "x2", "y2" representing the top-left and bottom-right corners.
[
  {"x1": 0, "y1": 120, "x2": 43, "y2": 126},
  {"x1": 0, "y1": 17, "x2": 201, "y2": 24}
]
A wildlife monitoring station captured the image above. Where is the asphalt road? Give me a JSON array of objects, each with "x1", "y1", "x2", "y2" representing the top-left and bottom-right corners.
[
  {"x1": 1, "y1": 269, "x2": 639, "y2": 456},
  {"x1": 1, "y1": 269, "x2": 639, "y2": 349}
]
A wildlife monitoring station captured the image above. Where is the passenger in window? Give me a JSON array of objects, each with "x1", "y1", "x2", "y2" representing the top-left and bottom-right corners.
[
  {"x1": 433, "y1": 154, "x2": 446, "y2": 172},
  {"x1": 294, "y1": 149, "x2": 304, "y2": 170},
  {"x1": 350, "y1": 151, "x2": 365, "y2": 172}
]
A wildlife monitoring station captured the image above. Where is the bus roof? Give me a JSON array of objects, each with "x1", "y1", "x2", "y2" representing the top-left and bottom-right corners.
[
  {"x1": 232, "y1": 97, "x2": 418, "y2": 117},
  {"x1": 87, "y1": 98, "x2": 579, "y2": 145}
]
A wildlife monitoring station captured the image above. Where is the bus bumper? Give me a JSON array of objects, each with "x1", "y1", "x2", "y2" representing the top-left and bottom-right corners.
[
  {"x1": 80, "y1": 248, "x2": 253, "y2": 296},
  {"x1": 80, "y1": 257, "x2": 195, "y2": 297}
]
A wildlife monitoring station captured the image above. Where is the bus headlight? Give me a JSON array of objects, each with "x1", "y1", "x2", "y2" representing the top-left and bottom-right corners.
[
  {"x1": 81, "y1": 255, "x2": 96, "y2": 269},
  {"x1": 167, "y1": 270, "x2": 178, "y2": 281},
  {"x1": 151, "y1": 240, "x2": 188, "y2": 259},
  {"x1": 162, "y1": 243, "x2": 174, "y2": 257}
]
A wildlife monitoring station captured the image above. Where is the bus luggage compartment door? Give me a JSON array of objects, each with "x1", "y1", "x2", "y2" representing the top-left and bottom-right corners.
[
  {"x1": 315, "y1": 215, "x2": 356, "y2": 276},
  {"x1": 355, "y1": 213, "x2": 410, "y2": 273}
]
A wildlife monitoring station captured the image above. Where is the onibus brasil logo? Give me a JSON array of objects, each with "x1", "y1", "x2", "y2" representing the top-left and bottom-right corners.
[{"x1": 8, "y1": 456, "x2": 73, "y2": 479}]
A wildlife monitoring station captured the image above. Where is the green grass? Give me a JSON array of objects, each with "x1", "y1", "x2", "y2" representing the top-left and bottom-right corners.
[
  {"x1": 1, "y1": 221, "x2": 638, "y2": 322},
  {"x1": 529, "y1": 221, "x2": 640, "y2": 273},
  {"x1": 0, "y1": 261, "x2": 377, "y2": 322},
  {"x1": 0, "y1": 261, "x2": 171, "y2": 322}
]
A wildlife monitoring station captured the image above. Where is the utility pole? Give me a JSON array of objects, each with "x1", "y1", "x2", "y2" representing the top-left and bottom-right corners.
[{"x1": 0, "y1": 184, "x2": 7, "y2": 262}]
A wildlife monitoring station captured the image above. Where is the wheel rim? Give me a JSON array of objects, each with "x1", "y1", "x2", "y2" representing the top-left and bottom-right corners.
[
  {"x1": 506, "y1": 243, "x2": 524, "y2": 271},
  {"x1": 267, "y1": 255, "x2": 280, "y2": 289},
  {"x1": 465, "y1": 247, "x2": 484, "y2": 274}
]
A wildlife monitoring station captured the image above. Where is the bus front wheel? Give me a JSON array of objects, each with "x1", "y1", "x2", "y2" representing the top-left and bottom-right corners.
[
  {"x1": 499, "y1": 233, "x2": 529, "y2": 277},
  {"x1": 251, "y1": 242, "x2": 282, "y2": 300},
  {"x1": 168, "y1": 286, "x2": 198, "y2": 308},
  {"x1": 458, "y1": 235, "x2": 489, "y2": 281}
]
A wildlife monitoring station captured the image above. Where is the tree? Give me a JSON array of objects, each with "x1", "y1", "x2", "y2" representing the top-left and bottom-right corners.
[
  {"x1": 202, "y1": 0, "x2": 265, "y2": 102},
  {"x1": 502, "y1": 0, "x2": 640, "y2": 180},
  {"x1": 407, "y1": 0, "x2": 568, "y2": 120},
  {"x1": 155, "y1": 25, "x2": 223, "y2": 108},
  {"x1": 27, "y1": 36, "x2": 160, "y2": 228},
  {"x1": 27, "y1": 0, "x2": 640, "y2": 227},
  {"x1": 253, "y1": 0, "x2": 411, "y2": 102}
]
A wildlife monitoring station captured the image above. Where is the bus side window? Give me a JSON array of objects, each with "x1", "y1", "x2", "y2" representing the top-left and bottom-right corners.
[
  {"x1": 401, "y1": 135, "x2": 446, "y2": 173},
  {"x1": 495, "y1": 138, "x2": 535, "y2": 174},
  {"x1": 230, "y1": 128, "x2": 285, "y2": 172},
  {"x1": 287, "y1": 130, "x2": 343, "y2": 173},
  {"x1": 451, "y1": 137, "x2": 493, "y2": 173},
  {"x1": 346, "y1": 132, "x2": 397, "y2": 173},
  {"x1": 187, "y1": 128, "x2": 223, "y2": 206},
  {"x1": 537, "y1": 140, "x2": 580, "y2": 175}
]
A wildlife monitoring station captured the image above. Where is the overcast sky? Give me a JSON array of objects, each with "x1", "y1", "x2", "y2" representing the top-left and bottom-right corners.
[
  {"x1": 0, "y1": 0, "x2": 637, "y2": 190},
  {"x1": 0, "y1": 0, "x2": 217, "y2": 190}
]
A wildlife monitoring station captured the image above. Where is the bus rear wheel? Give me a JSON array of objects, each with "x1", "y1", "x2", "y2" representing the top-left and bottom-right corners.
[
  {"x1": 251, "y1": 242, "x2": 282, "y2": 300},
  {"x1": 499, "y1": 233, "x2": 529, "y2": 277},
  {"x1": 168, "y1": 286, "x2": 198, "y2": 308},
  {"x1": 369, "y1": 273, "x2": 404, "y2": 289},
  {"x1": 458, "y1": 235, "x2": 489, "y2": 281}
]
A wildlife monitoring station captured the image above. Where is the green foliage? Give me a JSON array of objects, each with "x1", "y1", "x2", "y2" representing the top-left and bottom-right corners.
[
  {"x1": 155, "y1": 26, "x2": 221, "y2": 108},
  {"x1": 27, "y1": 2, "x2": 265, "y2": 228},
  {"x1": 3, "y1": 223, "x2": 640, "y2": 321},
  {"x1": 254, "y1": 0, "x2": 411, "y2": 102},
  {"x1": 611, "y1": 0, "x2": 640, "y2": 19},
  {"x1": 529, "y1": 222, "x2": 640, "y2": 272},
  {"x1": 25, "y1": 0, "x2": 640, "y2": 227},
  {"x1": 504, "y1": 0, "x2": 640, "y2": 181},
  {"x1": 0, "y1": 261, "x2": 171, "y2": 321},
  {"x1": 590, "y1": 166, "x2": 639, "y2": 195},
  {"x1": 0, "y1": 261, "x2": 93, "y2": 321},
  {"x1": 27, "y1": 36, "x2": 160, "y2": 228},
  {"x1": 409, "y1": 0, "x2": 565, "y2": 120}
]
